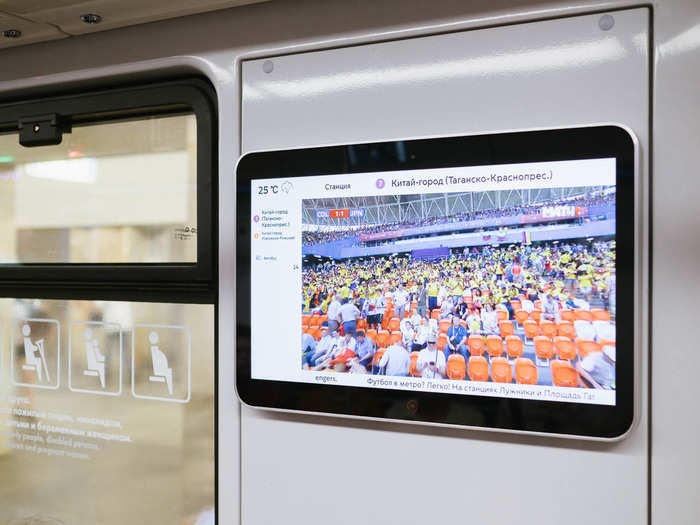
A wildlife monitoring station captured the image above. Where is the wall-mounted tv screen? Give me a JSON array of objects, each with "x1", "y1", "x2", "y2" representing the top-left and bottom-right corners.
[{"x1": 237, "y1": 126, "x2": 636, "y2": 440}]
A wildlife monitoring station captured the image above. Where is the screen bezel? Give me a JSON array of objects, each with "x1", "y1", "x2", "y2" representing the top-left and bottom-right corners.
[{"x1": 236, "y1": 125, "x2": 636, "y2": 440}]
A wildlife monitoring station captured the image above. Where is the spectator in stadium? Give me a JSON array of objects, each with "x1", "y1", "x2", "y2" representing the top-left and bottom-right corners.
[
  {"x1": 327, "y1": 293, "x2": 341, "y2": 333},
  {"x1": 354, "y1": 330, "x2": 375, "y2": 368},
  {"x1": 439, "y1": 296, "x2": 454, "y2": 319},
  {"x1": 466, "y1": 308, "x2": 482, "y2": 334},
  {"x1": 378, "y1": 329, "x2": 412, "y2": 376},
  {"x1": 327, "y1": 350, "x2": 357, "y2": 373},
  {"x1": 445, "y1": 315, "x2": 468, "y2": 360},
  {"x1": 313, "y1": 332, "x2": 357, "y2": 371},
  {"x1": 306, "y1": 326, "x2": 339, "y2": 368},
  {"x1": 338, "y1": 298, "x2": 360, "y2": 336},
  {"x1": 455, "y1": 297, "x2": 469, "y2": 320},
  {"x1": 565, "y1": 290, "x2": 590, "y2": 310},
  {"x1": 302, "y1": 331, "x2": 316, "y2": 366},
  {"x1": 542, "y1": 293, "x2": 560, "y2": 322},
  {"x1": 481, "y1": 304, "x2": 499, "y2": 334},
  {"x1": 605, "y1": 269, "x2": 616, "y2": 316},
  {"x1": 393, "y1": 283, "x2": 409, "y2": 320},
  {"x1": 427, "y1": 279, "x2": 439, "y2": 311},
  {"x1": 471, "y1": 288, "x2": 483, "y2": 311},
  {"x1": 411, "y1": 315, "x2": 429, "y2": 351},
  {"x1": 416, "y1": 330, "x2": 446, "y2": 379},
  {"x1": 416, "y1": 282, "x2": 428, "y2": 318}
]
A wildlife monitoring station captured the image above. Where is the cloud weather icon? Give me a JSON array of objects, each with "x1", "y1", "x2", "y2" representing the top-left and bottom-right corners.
[{"x1": 281, "y1": 181, "x2": 293, "y2": 193}]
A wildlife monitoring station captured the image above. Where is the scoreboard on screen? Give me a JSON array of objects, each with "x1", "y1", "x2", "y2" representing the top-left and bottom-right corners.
[{"x1": 315, "y1": 208, "x2": 365, "y2": 219}]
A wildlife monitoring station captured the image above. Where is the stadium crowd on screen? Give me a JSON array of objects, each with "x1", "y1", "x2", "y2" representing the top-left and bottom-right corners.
[{"x1": 301, "y1": 240, "x2": 616, "y2": 389}]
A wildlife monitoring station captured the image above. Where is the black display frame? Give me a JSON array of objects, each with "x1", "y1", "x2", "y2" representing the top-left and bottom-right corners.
[{"x1": 236, "y1": 125, "x2": 636, "y2": 439}]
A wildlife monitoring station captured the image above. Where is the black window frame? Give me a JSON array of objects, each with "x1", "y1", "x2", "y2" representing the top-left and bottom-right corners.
[{"x1": 0, "y1": 77, "x2": 217, "y2": 302}]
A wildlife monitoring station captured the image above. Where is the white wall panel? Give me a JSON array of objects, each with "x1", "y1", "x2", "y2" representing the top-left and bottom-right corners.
[{"x1": 241, "y1": 9, "x2": 648, "y2": 525}]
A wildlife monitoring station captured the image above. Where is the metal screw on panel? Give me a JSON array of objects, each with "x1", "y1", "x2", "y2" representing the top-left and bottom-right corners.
[
  {"x1": 2, "y1": 29, "x2": 21, "y2": 38},
  {"x1": 598, "y1": 14, "x2": 615, "y2": 31},
  {"x1": 80, "y1": 13, "x2": 102, "y2": 24},
  {"x1": 262, "y1": 60, "x2": 274, "y2": 74}
]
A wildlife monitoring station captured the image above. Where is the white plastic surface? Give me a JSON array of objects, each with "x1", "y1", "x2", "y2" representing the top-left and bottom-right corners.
[{"x1": 241, "y1": 9, "x2": 648, "y2": 525}]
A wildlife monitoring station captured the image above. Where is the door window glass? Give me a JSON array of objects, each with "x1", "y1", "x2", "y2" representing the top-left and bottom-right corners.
[{"x1": 0, "y1": 114, "x2": 198, "y2": 264}]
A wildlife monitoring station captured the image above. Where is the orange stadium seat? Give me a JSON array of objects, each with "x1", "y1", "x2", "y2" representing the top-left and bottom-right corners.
[
  {"x1": 372, "y1": 348, "x2": 386, "y2": 368},
  {"x1": 510, "y1": 300, "x2": 522, "y2": 311},
  {"x1": 376, "y1": 330, "x2": 389, "y2": 348},
  {"x1": 385, "y1": 296, "x2": 393, "y2": 306},
  {"x1": 437, "y1": 333, "x2": 448, "y2": 351},
  {"x1": 515, "y1": 358, "x2": 538, "y2": 385},
  {"x1": 540, "y1": 320, "x2": 557, "y2": 339},
  {"x1": 356, "y1": 318, "x2": 367, "y2": 331},
  {"x1": 320, "y1": 315, "x2": 328, "y2": 324},
  {"x1": 530, "y1": 309, "x2": 542, "y2": 323},
  {"x1": 557, "y1": 320, "x2": 576, "y2": 339},
  {"x1": 388, "y1": 317, "x2": 400, "y2": 332},
  {"x1": 575, "y1": 309, "x2": 593, "y2": 322},
  {"x1": 491, "y1": 357, "x2": 513, "y2": 383},
  {"x1": 409, "y1": 352, "x2": 420, "y2": 377},
  {"x1": 498, "y1": 320, "x2": 514, "y2": 338},
  {"x1": 577, "y1": 339, "x2": 602, "y2": 359},
  {"x1": 534, "y1": 336, "x2": 554, "y2": 360},
  {"x1": 591, "y1": 309, "x2": 611, "y2": 321},
  {"x1": 447, "y1": 354, "x2": 467, "y2": 380},
  {"x1": 389, "y1": 331, "x2": 402, "y2": 346},
  {"x1": 534, "y1": 300, "x2": 542, "y2": 310},
  {"x1": 365, "y1": 329, "x2": 377, "y2": 343},
  {"x1": 468, "y1": 334, "x2": 485, "y2": 356},
  {"x1": 554, "y1": 336, "x2": 577, "y2": 361},
  {"x1": 486, "y1": 335, "x2": 504, "y2": 358},
  {"x1": 599, "y1": 339, "x2": 616, "y2": 348},
  {"x1": 439, "y1": 319, "x2": 451, "y2": 334},
  {"x1": 560, "y1": 310, "x2": 575, "y2": 322},
  {"x1": 468, "y1": 356, "x2": 489, "y2": 382},
  {"x1": 302, "y1": 315, "x2": 312, "y2": 326},
  {"x1": 496, "y1": 309, "x2": 508, "y2": 321},
  {"x1": 431, "y1": 309, "x2": 440, "y2": 320},
  {"x1": 551, "y1": 360, "x2": 580, "y2": 387},
  {"x1": 309, "y1": 315, "x2": 322, "y2": 327},
  {"x1": 302, "y1": 325, "x2": 309, "y2": 334},
  {"x1": 309, "y1": 327, "x2": 322, "y2": 341},
  {"x1": 523, "y1": 320, "x2": 539, "y2": 339},
  {"x1": 515, "y1": 309, "x2": 529, "y2": 325},
  {"x1": 505, "y1": 335, "x2": 524, "y2": 359}
]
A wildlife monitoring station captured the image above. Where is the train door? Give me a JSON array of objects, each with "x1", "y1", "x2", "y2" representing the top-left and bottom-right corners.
[{"x1": 0, "y1": 78, "x2": 217, "y2": 524}]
